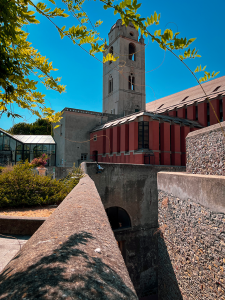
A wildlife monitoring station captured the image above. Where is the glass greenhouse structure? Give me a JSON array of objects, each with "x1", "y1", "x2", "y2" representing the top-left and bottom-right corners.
[{"x1": 0, "y1": 129, "x2": 56, "y2": 166}]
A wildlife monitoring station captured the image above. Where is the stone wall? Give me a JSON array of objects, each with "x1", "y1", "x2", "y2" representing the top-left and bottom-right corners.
[
  {"x1": 186, "y1": 121, "x2": 225, "y2": 175},
  {"x1": 158, "y1": 190, "x2": 225, "y2": 300}
]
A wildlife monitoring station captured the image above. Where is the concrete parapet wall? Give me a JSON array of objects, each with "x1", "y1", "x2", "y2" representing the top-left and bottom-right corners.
[
  {"x1": 0, "y1": 175, "x2": 137, "y2": 299},
  {"x1": 186, "y1": 121, "x2": 225, "y2": 175},
  {"x1": 157, "y1": 172, "x2": 225, "y2": 213},
  {"x1": 0, "y1": 216, "x2": 46, "y2": 235}
]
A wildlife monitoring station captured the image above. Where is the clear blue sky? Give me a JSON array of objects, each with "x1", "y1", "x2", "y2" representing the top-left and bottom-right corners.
[{"x1": 1, "y1": 0, "x2": 225, "y2": 130}]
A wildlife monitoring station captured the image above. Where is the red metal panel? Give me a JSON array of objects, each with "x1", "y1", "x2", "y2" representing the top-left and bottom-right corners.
[
  {"x1": 105, "y1": 128, "x2": 113, "y2": 154},
  {"x1": 181, "y1": 125, "x2": 190, "y2": 166},
  {"x1": 112, "y1": 126, "x2": 120, "y2": 153},
  {"x1": 177, "y1": 108, "x2": 185, "y2": 119},
  {"x1": 129, "y1": 122, "x2": 138, "y2": 151},
  {"x1": 120, "y1": 124, "x2": 129, "y2": 152},
  {"x1": 198, "y1": 102, "x2": 207, "y2": 127},
  {"x1": 149, "y1": 120, "x2": 159, "y2": 151},
  {"x1": 168, "y1": 110, "x2": 176, "y2": 117},
  {"x1": 171, "y1": 124, "x2": 180, "y2": 152},
  {"x1": 187, "y1": 105, "x2": 196, "y2": 121},
  {"x1": 210, "y1": 98, "x2": 220, "y2": 125},
  {"x1": 160, "y1": 122, "x2": 170, "y2": 152}
]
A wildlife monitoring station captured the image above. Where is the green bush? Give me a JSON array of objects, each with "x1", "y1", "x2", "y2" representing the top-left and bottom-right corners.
[
  {"x1": 0, "y1": 167, "x2": 4, "y2": 174},
  {"x1": 0, "y1": 161, "x2": 83, "y2": 208}
]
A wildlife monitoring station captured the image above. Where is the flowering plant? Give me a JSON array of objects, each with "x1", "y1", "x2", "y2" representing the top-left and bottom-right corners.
[{"x1": 30, "y1": 153, "x2": 49, "y2": 167}]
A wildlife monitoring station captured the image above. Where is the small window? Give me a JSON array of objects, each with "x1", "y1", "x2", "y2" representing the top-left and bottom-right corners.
[
  {"x1": 106, "y1": 207, "x2": 131, "y2": 230},
  {"x1": 81, "y1": 153, "x2": 87, "y2": 161},
  {"x1": 111, "y1": 109, "x2": 115, "y2": 114},
  {"x1": 185, "y1": 108, "x2": 187, "y2": 119},
  {"x1": 158, "y1": 104, "x2": 164, "y2": 109},
  {"x1": 108, "y1": 77, "x2": 113, "y2": 94},
  {"x1": 129, "y1": 43, "x2": 136, "y2": 61},
  {"x1": 109, "y1": 46, "x2": 113, "y2": 64},
  {"x1": 138, "y1": 121, "x2": 149, "y2": 149},
  {"x1": 130, "y1": 32, "x2": 134, "y2": 36},
  {"x1": 93, "y1": 135, "x2": 97, "y2": 141},
  {"x1": 135, "y1": 109, "x2": 140, "y2": 112},
  {"x1": 213, "y1": 86, "x2": 220, "y2": 92},
  {"x1": 128, "y1": 75, "x2": 135, "y2": 91},
  {"x1": 182, "y1": 96, "x2": 189, "y2": 102}
]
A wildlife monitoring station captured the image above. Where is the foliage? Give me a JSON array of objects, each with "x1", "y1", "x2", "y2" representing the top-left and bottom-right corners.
[
  {"x1": 0, "y1": 167, "x2": 4, "y2": 174},
  {"x1": 7, "y1": 118, "x2": 52, "y2": 135},
  {"x1": 0, "y1": 0, "x2": 220, "y2": 123},
  {"x1": 30, "y1": 153, "x2": 49, "y2": 167},
  {"x1": 0, "y1": 161, "x2": 83, "y2": 208}
]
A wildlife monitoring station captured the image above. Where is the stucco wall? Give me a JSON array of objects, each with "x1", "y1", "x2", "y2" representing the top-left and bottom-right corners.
[
  {"x1": 186, "y1": 121, "x2": 225, "y2": 175},
  {"x1": 84, "y1": 162, "x2": 185, "y2": 298}
]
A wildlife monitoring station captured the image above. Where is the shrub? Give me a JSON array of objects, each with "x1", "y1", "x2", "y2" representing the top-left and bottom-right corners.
[
  {"x1": 0, "y1": 161, "x2": 83, "y2": 208},
  {"x1": 30, "y1": 153, "x2": 49, "y2": 167}
]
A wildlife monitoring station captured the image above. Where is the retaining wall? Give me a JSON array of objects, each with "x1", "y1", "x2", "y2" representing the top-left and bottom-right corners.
[
  {"x1": 84, "y1": 162, "x2": 185, "y2": 298},
  {"x1": 0, "y1": 175, "x2": 137, "y2": 300},
  {"x1": 157, "y1": 171, "x2": 225, "y2": 299},
  {"x1": 186, "y1": 121, "x2": 225, "y2": 175}
]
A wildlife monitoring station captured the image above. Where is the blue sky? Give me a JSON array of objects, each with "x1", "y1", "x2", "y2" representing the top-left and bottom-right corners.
[{"x1": 1, "y1": 0, "x2": 225, "y2": 130}]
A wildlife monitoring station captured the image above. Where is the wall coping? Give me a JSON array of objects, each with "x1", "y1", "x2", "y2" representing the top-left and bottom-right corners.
[
  {"x1": 158, "y1": 171, "x2": 225, "y2": 180},
  {"x1": 186, "y1": 121, "x2": 225, "y2": 139}
]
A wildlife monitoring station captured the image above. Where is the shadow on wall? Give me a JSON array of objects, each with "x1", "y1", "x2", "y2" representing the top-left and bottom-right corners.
[
  {"x1": 0, "y1": 232, "x2": 137, "y2": 300},
  {"x1": 158, "y1": 235, "x2": 183, "y2": 300}
]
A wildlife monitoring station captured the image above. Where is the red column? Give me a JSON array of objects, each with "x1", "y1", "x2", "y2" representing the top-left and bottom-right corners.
[
  {"x1": 180, "y1": 126, "x2": 190, "y2": 166},
  {"x1": 187, "y1": 105, "x2": 196, "y2": 121},
  {"x1": 120, "y1": 124, "x2": 129, "y2": 152},
  {"x1": 112, "y1": 126, "x2": 120, "y2": 153},
  {"x1": 177, "y1": 108, "x2": 185, "y2": 119},
  {"x1": 209, "y1": 98, "x2": 220, "y2": 125},
  {"x1": 160, "y1": 122, "x2": 170, "y2": 165},
  {"x1": 105, "y1": 128, "x2": 113, "y2": 154},
  {"x1": 168, "y1": 110, "x2": 176, "y2": 117},
  {"x1": 129, "y1": 121, "x2": 138, "y2": 151},
  {"x1": 149, "y1": 120, "x2": 160, "y2": 165},
  {"x1": 171, "y1": 124, "x2": 181, "y2": 166},
  {"x1": 198, "y1": 102, "x2": 207, "y2": 127}
]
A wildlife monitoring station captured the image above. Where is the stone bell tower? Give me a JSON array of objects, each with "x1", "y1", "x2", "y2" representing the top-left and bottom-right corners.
[{"x1": 103, "y1": 19, "x2": 146, "y2": 117}]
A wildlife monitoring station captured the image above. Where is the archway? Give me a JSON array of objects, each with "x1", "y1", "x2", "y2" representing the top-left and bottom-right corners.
[{"x1": 105, "y1": 206, "x2": 131, "y2": 230}]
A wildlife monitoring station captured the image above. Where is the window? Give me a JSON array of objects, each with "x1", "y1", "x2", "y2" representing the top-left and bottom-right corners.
[
  {"x1": 106, "y1": 207, "x2": 131, "y2": 230},
  {"x1": 81, "y1": 153, "x2": 87, "y2": 161},
  {"x1": 130, "y1": 32, "x2": 134, "y2": 37},
  {"x1": 129, "y1": 43, "x2": 136, "y2": 61},
  {"x1": 195, "y1": 105, "x2": 198, "y2": 121},
  {"x1": 213, "y1": 86, "x2": 221, "y2": 92},
  {"x1": 185, "y1": 108, "x2": 187, "y2": 119},
  {"x1": 111, "y1": 109, "x2": 115, "y2": 114},
  {"x1": 108, "y1": 77, "x2": 113, "y2": 94},
  {"x1": 109, "y1": 46, "x2": 113, "y2": 64},
  {"x1": 138, "y1": 121, "x2": 149, "y2": 149},
  {"x1": 207, "y1": 102, "x2": 210, "y2": 126},
  {"x1": 135, "y1": 109, "x2": 140, "y2": 112},
  {"x1": 219, "y1": 99, "x2": 223, "y2": 122},
  {"x1": 93, "y1": 135, "x2": 97, "y2": 141},
  {"x1": 128, "y1": 74, "x2": 135, "y2": 91},
  {"x1": 182, "y1": 96, "x2": 189, "y2": 102}
]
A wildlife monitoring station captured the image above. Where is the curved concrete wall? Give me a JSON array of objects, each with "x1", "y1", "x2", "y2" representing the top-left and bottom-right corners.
[{"x1": 0, "y1": 175, "x2": 137, "y2": 299}]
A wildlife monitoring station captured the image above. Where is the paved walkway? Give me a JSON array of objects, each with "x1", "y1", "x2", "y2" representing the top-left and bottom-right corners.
[{"x1": 0, "y1": 234, "x2": 30, "y2": 273}]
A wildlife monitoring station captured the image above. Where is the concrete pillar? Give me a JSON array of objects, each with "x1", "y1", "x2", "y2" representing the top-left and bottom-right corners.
[
  {"x1": 187, "y1": 105, "x2": 196, "y2": 121},
  {"x1": 112, "y1": 126, "x2": 120, "y2": 153},
  {"x1": 171, "y1": 124, "x2": 181, "y2": 166},
  {"x1": 209, "y1": 98, "x2": 220, "y2": 125},
  {"x1": 160, "y1": 122, "x2": 170, "y2": 165},
  {"x1": 129, "y1": 121, "x2": 138, "y2": 151},
  {"x1": 177, "y1": 108, "x2": 185, "y2": 119},
  {"x1": 149, "y1": 120, "x2": 160, "y2": 165},
  {"x1": 198, "y1": 102, "x2": 207, "y2": 127},
  {"x1": 120, "y1": 124, "x2": 129, "y2": 152}
]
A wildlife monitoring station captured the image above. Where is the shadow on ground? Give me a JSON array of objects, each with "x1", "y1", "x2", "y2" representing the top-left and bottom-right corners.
[{"x1": 0, "y1": 232, "x2": 137, "y2": 300}]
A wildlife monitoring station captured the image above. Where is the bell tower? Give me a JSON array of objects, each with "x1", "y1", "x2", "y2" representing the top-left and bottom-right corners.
[{"x1": 103, "y1": 19, "x2": 146, "y2": 117}]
